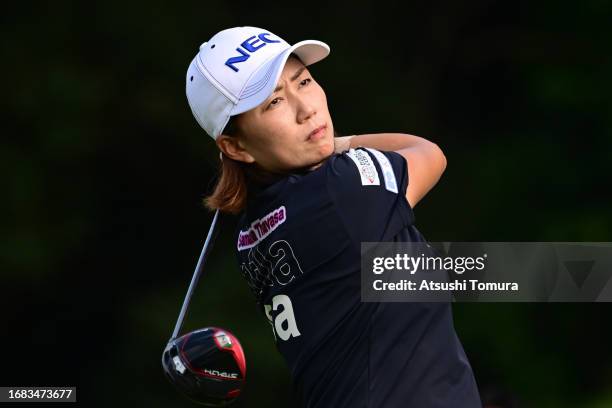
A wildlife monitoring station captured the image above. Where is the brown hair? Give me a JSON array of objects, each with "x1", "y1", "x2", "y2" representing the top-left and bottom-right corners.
[{"x1": 203, "y1": 116, "x2": 248, "y2": 214}]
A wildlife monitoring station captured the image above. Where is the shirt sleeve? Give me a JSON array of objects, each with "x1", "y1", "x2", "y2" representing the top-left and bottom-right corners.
[{"x1": 326, "y1": 147, "x2": 415, "y2": 244}]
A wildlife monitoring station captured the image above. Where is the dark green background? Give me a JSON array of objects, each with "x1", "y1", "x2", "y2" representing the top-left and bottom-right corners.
[{"x1": 3, "y1": 0, "x2": 611, "y2": 407}]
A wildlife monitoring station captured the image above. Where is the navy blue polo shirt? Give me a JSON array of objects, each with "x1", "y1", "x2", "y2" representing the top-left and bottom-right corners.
[{"x1": 235, "y1": 148, "x2": 481, "y2": 407}]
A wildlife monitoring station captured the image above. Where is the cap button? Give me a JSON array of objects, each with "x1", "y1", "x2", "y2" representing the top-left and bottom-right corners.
[{"x1": 199, "y1": 42, "x2": 208, "y2": 50}]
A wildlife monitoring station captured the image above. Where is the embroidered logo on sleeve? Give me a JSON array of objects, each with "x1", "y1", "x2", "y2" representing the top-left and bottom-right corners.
[
  {"x1": 365, "y1": 148, "x2": 398, "y2": 194},
  {"x1": 237, "y1": 206, "x2": 286, "y2": 251},
  {"x1": 346, "y1": 148, "x2": 380, "y2": 186}
]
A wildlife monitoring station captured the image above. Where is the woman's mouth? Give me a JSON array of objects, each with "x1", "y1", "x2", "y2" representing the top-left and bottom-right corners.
[{"x1": 308, "y1": 124, "x2": 327, "y2": 141}]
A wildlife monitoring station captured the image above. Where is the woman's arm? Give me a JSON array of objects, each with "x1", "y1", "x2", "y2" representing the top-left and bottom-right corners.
[{"x1": 334, "y1": 133, "x2": 447, "y2": 208}]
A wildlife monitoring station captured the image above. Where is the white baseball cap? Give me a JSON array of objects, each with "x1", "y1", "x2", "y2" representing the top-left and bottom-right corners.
[{"x1": 186, "y1": 26, "x2": 330, "y2": 139}]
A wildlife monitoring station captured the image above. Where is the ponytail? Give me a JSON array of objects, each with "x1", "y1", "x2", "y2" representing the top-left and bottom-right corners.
[{"x1": 203, "y1": 154, "x2": 248, "y2": 214}]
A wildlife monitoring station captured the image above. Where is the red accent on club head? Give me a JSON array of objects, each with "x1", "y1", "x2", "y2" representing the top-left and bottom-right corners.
[
  {"x1": 227, "y1": 389, "x2": 241, "y2": 399},
  {"x1": 177, "y1": 328, "x2": 246, "y2": 382},
  {"x1": 211, "y1": 327, "x2": 247, "y2": 379}
]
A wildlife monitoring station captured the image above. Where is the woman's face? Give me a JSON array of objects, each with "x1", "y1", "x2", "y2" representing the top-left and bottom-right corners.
[{"x1": 223, "y1": 56, "x2": 335, "y2": 173}]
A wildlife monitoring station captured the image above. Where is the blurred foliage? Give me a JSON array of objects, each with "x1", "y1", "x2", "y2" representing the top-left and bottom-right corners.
[{"x1": 2, "y1": 0, "x2": 612, "y2": 407}]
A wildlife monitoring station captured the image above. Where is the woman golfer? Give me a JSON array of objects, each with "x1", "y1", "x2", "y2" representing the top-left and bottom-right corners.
[{"x1": 186, "y1": 26, "x2": 481, "y2": 407}]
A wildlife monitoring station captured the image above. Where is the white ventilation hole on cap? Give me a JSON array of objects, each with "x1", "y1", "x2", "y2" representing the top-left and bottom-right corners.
[
  {"x1": 211, "y1": 44, "x2": 215, "y2": 48},
  {"x1": 190, "y1": 76, "x2": 193, "y2": 82}
]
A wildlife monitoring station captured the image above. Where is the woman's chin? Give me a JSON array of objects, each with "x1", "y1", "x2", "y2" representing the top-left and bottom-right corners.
[
  {"x1": 309, "y1": 145, "x2": 335, "y2": 170},
  {"x1": 318, "y1": 139, "x2": 335, "y2": 158}
]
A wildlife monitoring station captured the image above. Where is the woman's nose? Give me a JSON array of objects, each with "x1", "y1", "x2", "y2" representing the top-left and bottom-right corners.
[{"x1": 296, "y1": 99, "x2": 316, "y2": 123}]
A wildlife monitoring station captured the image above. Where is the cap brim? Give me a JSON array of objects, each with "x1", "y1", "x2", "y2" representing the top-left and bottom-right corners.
[{"x1": 230, "y1": 40, "x2": 330, "y2": 116}]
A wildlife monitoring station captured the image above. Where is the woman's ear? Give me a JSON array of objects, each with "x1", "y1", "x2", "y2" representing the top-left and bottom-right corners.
[{"x1": 216, "y1": 135, "x2": 255, "y2": 163}]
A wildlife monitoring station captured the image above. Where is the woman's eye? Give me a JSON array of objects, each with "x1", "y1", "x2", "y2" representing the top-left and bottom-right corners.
[
  {"x1": 267, "y1": 97, "x2": 282, "y2": 109},
  {"x1": 300, "y1": 78, "x2": 312, "y2": 87}
]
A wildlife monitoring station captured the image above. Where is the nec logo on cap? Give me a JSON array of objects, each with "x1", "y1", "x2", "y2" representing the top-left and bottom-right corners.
[{"x1": 225, "y1": 33, "x2": 281, "y2": 72}]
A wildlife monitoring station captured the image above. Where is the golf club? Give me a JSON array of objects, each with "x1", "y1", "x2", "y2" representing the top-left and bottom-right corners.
[
  {"x1": 170, "y1": 209, "x2": 220, "y2": 342},
  {"x1": 162, "y1": 210, "x2": 247, "y2": 406}
]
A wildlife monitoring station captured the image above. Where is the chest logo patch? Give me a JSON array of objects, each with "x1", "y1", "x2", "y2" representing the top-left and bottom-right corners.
[
  {"x1": 346, "y1": 148, "x2": 380, "y2": 186},
  {"x1": 237, "y1": 205, "x2": 286, "y2": 251}
]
